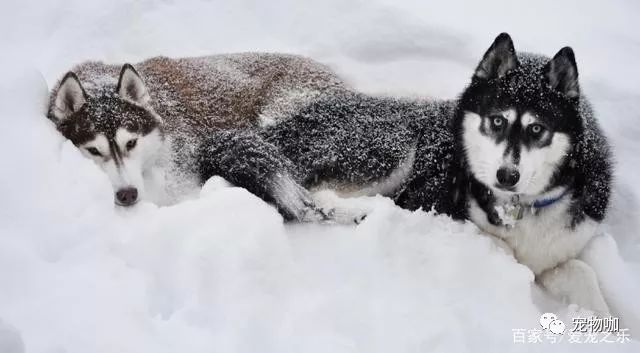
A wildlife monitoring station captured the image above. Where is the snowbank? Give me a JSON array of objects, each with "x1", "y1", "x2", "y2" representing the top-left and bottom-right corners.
[{"x1": 0, "y1": 0, "x2": 639, "y2": 352}]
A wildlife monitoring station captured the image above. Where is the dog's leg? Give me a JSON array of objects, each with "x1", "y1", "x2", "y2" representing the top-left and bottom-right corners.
[
  {"x1": 198, "y1": 130, "x2": 365, "y2": 224},
  {"x1": 580, "y1": 233, "x2": 640, "y2": 334},
  {"x1": 270, "y1": 173, "x2": 366, "y2": 224},
  {"x1": 538, "y1": 259, "x2": 610, "y2": 317}
]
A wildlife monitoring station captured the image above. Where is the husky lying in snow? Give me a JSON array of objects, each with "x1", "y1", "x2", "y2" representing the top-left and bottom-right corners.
[
  {"x1": 199, "y1": 34, "x2": 638, "y2": 328},
  {"x1": 47, "y1": 53, "x2": 347, "y2": 208}
]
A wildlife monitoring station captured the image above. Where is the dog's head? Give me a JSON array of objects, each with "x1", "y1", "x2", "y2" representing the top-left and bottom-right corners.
[
  {"x1": 456, "y1": 33, "x2": 582, "y2": 197},
  {"x1": 48, "y1": 64, "x2": 163, "y2": 206}
]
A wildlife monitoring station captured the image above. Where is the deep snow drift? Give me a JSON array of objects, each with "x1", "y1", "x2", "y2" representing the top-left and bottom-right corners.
[{"x1": 1, "y1": 0, "x2": 639, "y2": 352}]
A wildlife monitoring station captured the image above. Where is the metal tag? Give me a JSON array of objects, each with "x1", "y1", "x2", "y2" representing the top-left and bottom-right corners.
[
  {"x1": 508, "y1": 195, "x2": 524, "y2": 221},
  {"x1": 509, "y1": 203, "x2": 524, "y2": 220}
]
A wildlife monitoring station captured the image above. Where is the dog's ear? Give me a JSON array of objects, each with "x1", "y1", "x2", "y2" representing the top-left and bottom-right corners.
[
  {"x1": 544, "y1": 47, "x2": 579, "y2": 98},
  {"x1": 117, "y1": 64, "x2": 150, "y2": 105},
  {"x1": 52, "y1": 72, "x2": 87, "y2": 121},
  {"x1": 474, "y1": 32, "x2": 519, "y2": 80}
]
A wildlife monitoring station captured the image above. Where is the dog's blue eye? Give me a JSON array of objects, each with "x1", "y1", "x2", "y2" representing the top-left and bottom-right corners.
[
  {"x1": 490, "y1": 115, "x2": 506, "y2": 130},
  {"x1": 86, "y1": 147, "x2": 101, "y2": 156},
  {"x1": 528, "y1": 124, "x2": 545, "y2": 137}
]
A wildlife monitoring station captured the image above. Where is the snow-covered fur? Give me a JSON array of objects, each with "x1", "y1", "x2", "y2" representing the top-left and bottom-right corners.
[
  {"x1": 47, "y1": 53, "x2": 348, "y2": 206},
  {"x1": 198, "y1": 34, "x2": 634, "y2": 326},
  {"x1": 198, "y1": 96, "x2": 455, "y2": 221}
]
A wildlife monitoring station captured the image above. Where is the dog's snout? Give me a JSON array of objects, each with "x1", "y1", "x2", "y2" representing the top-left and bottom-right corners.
[
  {"x1": 496, "y1": 167, "x2": 520, "y2": 188},
  {"x1": 115, "y1": 187, "x2": 138, "y2": 206}
]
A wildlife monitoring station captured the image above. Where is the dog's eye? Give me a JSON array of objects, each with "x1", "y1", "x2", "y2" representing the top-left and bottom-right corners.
[
  {"x1": 489, "y1": 115, "x2": 507, "y2": 131},
  {"x1": 126, "y1": 139, "x2": 137, "y2": 151},
  {"x1": 86, "y1": 147, "x2": 101, "y2": 156},
  {"x1": 528, "y1": 124, "x2": 546, "y2": 138}
]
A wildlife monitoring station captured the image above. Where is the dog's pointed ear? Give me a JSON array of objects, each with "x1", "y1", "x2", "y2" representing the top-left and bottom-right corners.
[
  {"x1": 117, "y1": 64, "x2": 150, "y2": 105},
  {"x1": 474, "y1": 33, "x2": 519, "y2": 80},
  {"x1": 544, "y1": 47, "x2": 579, "y2": 98},
  {"x1": 52, "y1": 72, "x2": 87, "y2": 121}
]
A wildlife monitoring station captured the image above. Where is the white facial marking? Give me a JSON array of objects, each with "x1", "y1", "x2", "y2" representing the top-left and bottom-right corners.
[
  {"x1": 462, "y1": 111, "x2": 507, "y2": 188},
  {"x1": 502, "y1": 108, "x2": 517, "y2": 123},
  {"x1": 521, "y1": 112, "x2": 537, "y2": 127},
  {"x1": 115, "y1": 128, "x2": 139, "y2": 152},
  {"x1": 78, "y1": 128, "x2": 164, "y2": 203},
  {"x1": 107, "y1": 128, "x2": 143, "y2": 192},
  {"x1": 539, "y1": 313, "x2": 557, "y2": 329},
  {"x1": 80, "y1": 134, "x2": 109, "y2": 158},
  {"x1": 518, "y1": 133, "x2": 570, "y2": 195},
  {"x1": 463, "y1": 110, "x2": 570, "y2": 196}
]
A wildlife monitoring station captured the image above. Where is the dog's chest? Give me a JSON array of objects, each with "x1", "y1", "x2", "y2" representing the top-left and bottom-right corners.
[
  {"x1": 468, "y1": 198, "x2": 598, "y2": 274},
  {"x1": 142, "y1": 138, "x2": 201, "y2": 206}
]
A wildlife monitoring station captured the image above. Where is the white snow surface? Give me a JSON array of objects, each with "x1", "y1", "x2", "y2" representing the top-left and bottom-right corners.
[{"x1": 1, "y1": 0, "x2": 640, "y2": 352}]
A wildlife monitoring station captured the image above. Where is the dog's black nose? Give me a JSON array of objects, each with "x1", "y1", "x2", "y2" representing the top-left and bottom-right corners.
[
  {"x1": 115, "y1": 187, "x2": 138, "y2": 206},
  {"x1": 496, "y1": 167, "x2": 520, "y2": 187}
]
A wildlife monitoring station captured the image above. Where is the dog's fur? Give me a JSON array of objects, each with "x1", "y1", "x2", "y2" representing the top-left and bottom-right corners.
[
  {"x1": 198, "y1": 34, "x2": 639, "y2": 328},
  {"x1": 47, "y1": 53, "x2": 348, "y2": 206}
]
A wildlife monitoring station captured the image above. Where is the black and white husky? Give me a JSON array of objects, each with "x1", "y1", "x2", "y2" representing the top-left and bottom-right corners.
[
  {"x1": 202, "y1": 34, "x2": 638, "y2": 328},
  {"x1": 47, "y1": 53, "x2": 347, "y2": 209}
]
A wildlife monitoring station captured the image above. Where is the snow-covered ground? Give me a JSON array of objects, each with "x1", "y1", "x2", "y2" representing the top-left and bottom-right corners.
[{"x1": 1, "y1": 0, "x2": 639, "y2": 352}]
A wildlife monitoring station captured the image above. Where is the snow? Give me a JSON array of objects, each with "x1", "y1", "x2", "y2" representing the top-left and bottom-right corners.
[{"x1": 1, "y1": 0, "x2": 639, "y2": 352}]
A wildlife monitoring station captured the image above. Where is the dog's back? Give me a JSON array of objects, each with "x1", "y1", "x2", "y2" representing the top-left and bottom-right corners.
[{"x1": 69, "y1": 53, "x2": 347, "y2": 136}]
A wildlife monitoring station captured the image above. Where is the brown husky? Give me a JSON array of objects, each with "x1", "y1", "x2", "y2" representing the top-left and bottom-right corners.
[{"x1": 47, "y1": 53, "x2": 347, "y2": 208}]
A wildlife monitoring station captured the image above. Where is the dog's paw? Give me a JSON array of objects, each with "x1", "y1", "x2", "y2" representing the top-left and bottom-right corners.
[{"x1": 321, "y1": 207, "x2": 368, "y2": 225}]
